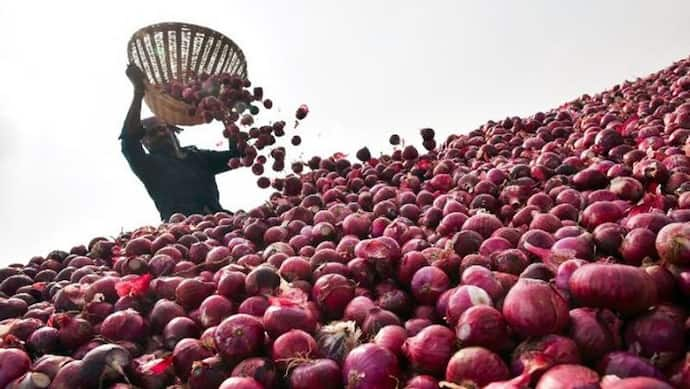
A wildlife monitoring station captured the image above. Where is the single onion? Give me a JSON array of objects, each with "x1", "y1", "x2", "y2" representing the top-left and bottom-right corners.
[
  {"x1": 656, "y1": 222, "x2": 690, "y2": 266},
  {"x1": 342, "y1": 344, "x2": 400, "y2": 389},
  {"x1": 535, "y1": 364, "x2": 599, "y2": 389},
  {"x1": 597, "y1": 351, "x2": 665, "y2": 380},
  {"x1": 374, "y1": 325, "x2": 407, "y2": 356},
  {"x1": 569, "y1": 264, "x2": 657, "y2": 315},
  {"x1": 456, "y1": 305, "x2": 510, "y2": 352},
  {"x1": 402, "y1": 324, "x2": 455, "y2": 375},
  {"x1": 288, "y1": 358, "x2": 341, "y2": 389},
  {"x1": 444, "y1": 347, "x2": 510, "y2": 387},
  {"x1": 502, "y1": 278, "x2": 569, "y2": 338},
  {"x1": 214, "y1": 314, "x2": 265, "y2": 364}
]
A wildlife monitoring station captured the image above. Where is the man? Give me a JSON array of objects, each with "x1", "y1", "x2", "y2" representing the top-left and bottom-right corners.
[{"x1": 121, "y1": 64, "x2": 242, "y2": 221}]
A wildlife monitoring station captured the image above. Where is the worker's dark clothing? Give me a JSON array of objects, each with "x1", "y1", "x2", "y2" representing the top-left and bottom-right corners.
[{"x1": 119, "y1": 125, "x2": 241, "y2": 221}]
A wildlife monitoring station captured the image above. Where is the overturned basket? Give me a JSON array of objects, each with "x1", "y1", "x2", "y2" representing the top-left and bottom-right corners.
[{"x1": 127, "y1": 22, "x2": 248, "y2": 126}]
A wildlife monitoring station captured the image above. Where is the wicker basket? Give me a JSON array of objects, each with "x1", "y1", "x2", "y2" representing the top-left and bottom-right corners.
[{"x1": 127, "y1": 22, "x2": 248, "y2": 126}]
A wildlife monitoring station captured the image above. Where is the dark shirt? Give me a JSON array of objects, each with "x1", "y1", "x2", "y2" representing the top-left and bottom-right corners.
[{"x1": 119, "y1": 125, "x2": 241, "y2": 221}]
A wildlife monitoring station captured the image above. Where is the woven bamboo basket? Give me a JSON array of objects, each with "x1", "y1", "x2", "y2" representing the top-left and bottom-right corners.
[{"x1": 127, "y1": 22, "x2": 248, "y2": 126}]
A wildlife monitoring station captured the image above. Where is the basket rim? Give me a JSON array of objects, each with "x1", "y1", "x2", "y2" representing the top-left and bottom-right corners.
[{"x1": 127, "y1": 21, "x2": 248, "y2": 84}]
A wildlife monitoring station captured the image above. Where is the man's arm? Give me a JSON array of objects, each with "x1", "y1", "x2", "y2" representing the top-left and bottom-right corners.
[{"x1": 120, "y1": 64, "x2": 149, "y2": 177}]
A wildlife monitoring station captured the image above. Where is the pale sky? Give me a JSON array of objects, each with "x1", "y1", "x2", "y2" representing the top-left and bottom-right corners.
[{"x1": 2, "y1": 1, "x2": 690, "y2": 264}]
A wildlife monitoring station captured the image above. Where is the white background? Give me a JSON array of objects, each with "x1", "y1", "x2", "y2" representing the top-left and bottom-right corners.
[{"x1": 1, "y1": 1, "x2": 690, "y2": 265}]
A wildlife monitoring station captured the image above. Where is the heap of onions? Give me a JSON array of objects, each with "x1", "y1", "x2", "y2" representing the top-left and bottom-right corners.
[{"x1": 3, "y1": 52, "x2": 690, "y2": 388}]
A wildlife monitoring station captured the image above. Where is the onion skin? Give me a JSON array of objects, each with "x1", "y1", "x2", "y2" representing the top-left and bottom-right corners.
[
  {"x1": 535, "y1": 364, "x2": 599, "y2": 389},
  {"x1": 444, "y1": 346, "x2": 510, "y2": 387},
  {"x1": 343, "y1": 344, "x2": 400, "y2": 389},
  {"x1": 568, "y1": 264, "x2": 657, "y2": 315},
  {"x1": 656, "y1": 223, "x2": 690, "y2": 266},
  {"x1": 502, "y1": 278, "x2": 569, "y2": 338}
]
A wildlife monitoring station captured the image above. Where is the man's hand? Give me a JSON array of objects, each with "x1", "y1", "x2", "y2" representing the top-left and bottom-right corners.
[{"x1": 126, "y1": 63, "x2": 146, "y2": 95}]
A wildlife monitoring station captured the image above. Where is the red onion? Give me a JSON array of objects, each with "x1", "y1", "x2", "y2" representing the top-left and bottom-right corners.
[
  {"x1": 239, "y1": 296, "x2": 270, "y2": 317},
  {"x1": 219, "y1": 376, "x2": 263, "y2": 389},
  {"x1": 461, "y1": 265, "x2": 504, "y2": 301},
  {"x1": 580, "y1": 201, "x2": 626, "y2": 230},
  {"x1": 245, "y1": 265, "x2": 281, "y2": 296},
  {"x1": 405, "y1": 318, "x2": 432, "y2": 336},
  {"x1": 667, "y1": 352, "x2": 690, "y2": 388},
  {"x1": 620, "y1": 227, "x2": 658, "y2": 265},
  {"x1": 27, "y1": 326, "x2": 60, "y2": 356},
  {"x1": 410, "y1": 266, "x2": 449, "y2": 305},
  {"x1": 456, "y1": 305, "x2": 510, "y2": 352},
  {"x1": 362, "y1": 307, "x2": 402, "y2": 336},
  {"x1": 272, "y1": 329, "x2": 318, "y2": 365},
  {"x1": 402, "y1": 324, "x2": 455, "y2": 375},
  {"x1": 554, "y1": 259, "x2": 588, "y2": 292},
  {"x1": 288, "y1": 358, "x2": 341, "y2": 389},
  {"x1": 100, "y1": 308, "x2": 147, "y2": 342},
  {"x1": 502, "y1": 278, "x2": 569, "y2": 337},
  {"x1": 597, "y1": 351, "x2": 665, "y2": 380},
  {"x1": 188, "y1": 355, "x2": 228, "y2": 389},
  {"x1": 343, "y1": 344, "x2": 400, "y2": 389},
  {"x1": 311, "y1": 273, "x2": 355, "y2": 319},
  {"x1": 343, "y1": 296, "x2": 376, "y2": 326},
  {"x1": 404, "y1": 375, "x2": 439, "y2": 389},
  {"x1": 374, "y1": 325, "x2": 407, "y2": 356},
  {"x1": 231, "y1": 357, "x2": 277, "y2": 388},
  {"x1": 175, "y1": 278, "x2": 215, "y2": 310},
  {"x1": 601, "y1": 376, "x2": 673, "y2": 389},
  {"x1": 49, "y1": 360, "x2": 84, "y2": 389},
  {"x1": 50, "y1": 314, "x2": 93, "y2": 351},
  {"x1": 445, "y1": 285, "x2": 493, "y2": 326},
  {"x1": 214, "y1": 314, "x2": 265, "y2": 364},
  {"x1": 0, "y1": 348, "x2": 31, "y2": 388},
  {"x1": 198, "y1": 295, "x2": 234, "y2": 328},
  {"x1": 569, "y1": 264, "x2": 657, "y2": 314},
  {"x1": 625, "y1": 212, "x2": 671, "y2": 234},
  {"x1": 491, "y1": 249, "x2": 531, "y2": 275},
  {"x1": 623, "y1": 305, "x2": 686, "y2": 367},
  {"x1": 263, "y1": 295, "x2": 317, "y2": 338},
  {"x1": 656, "y1": 222, "x2": 690, "y2": 266},
  {"x1": 462, "y1": 213, "x2": 503, "y2": 239},
  {"x1": 535, "y1": 364, "x2": 599, "y2": 389},
  {"x1": 569, "y1": 307, "x2": 622, "y2": 362},
  {"x1": 511, "y1": 335, "x2": 581, "y2": 378},
  {"x1": 444, "y1": 347, "x2": 510, "y2": 387}
]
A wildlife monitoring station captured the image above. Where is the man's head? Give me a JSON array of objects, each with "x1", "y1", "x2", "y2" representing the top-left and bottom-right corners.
[{"x1": 141, "y1": 117, "x2": 182, "y2": 155}]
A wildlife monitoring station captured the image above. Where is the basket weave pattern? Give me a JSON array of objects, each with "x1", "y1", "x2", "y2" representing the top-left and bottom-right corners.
[{"x1": 127, "y1": 22, "x2": 248, "y2": 125}]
